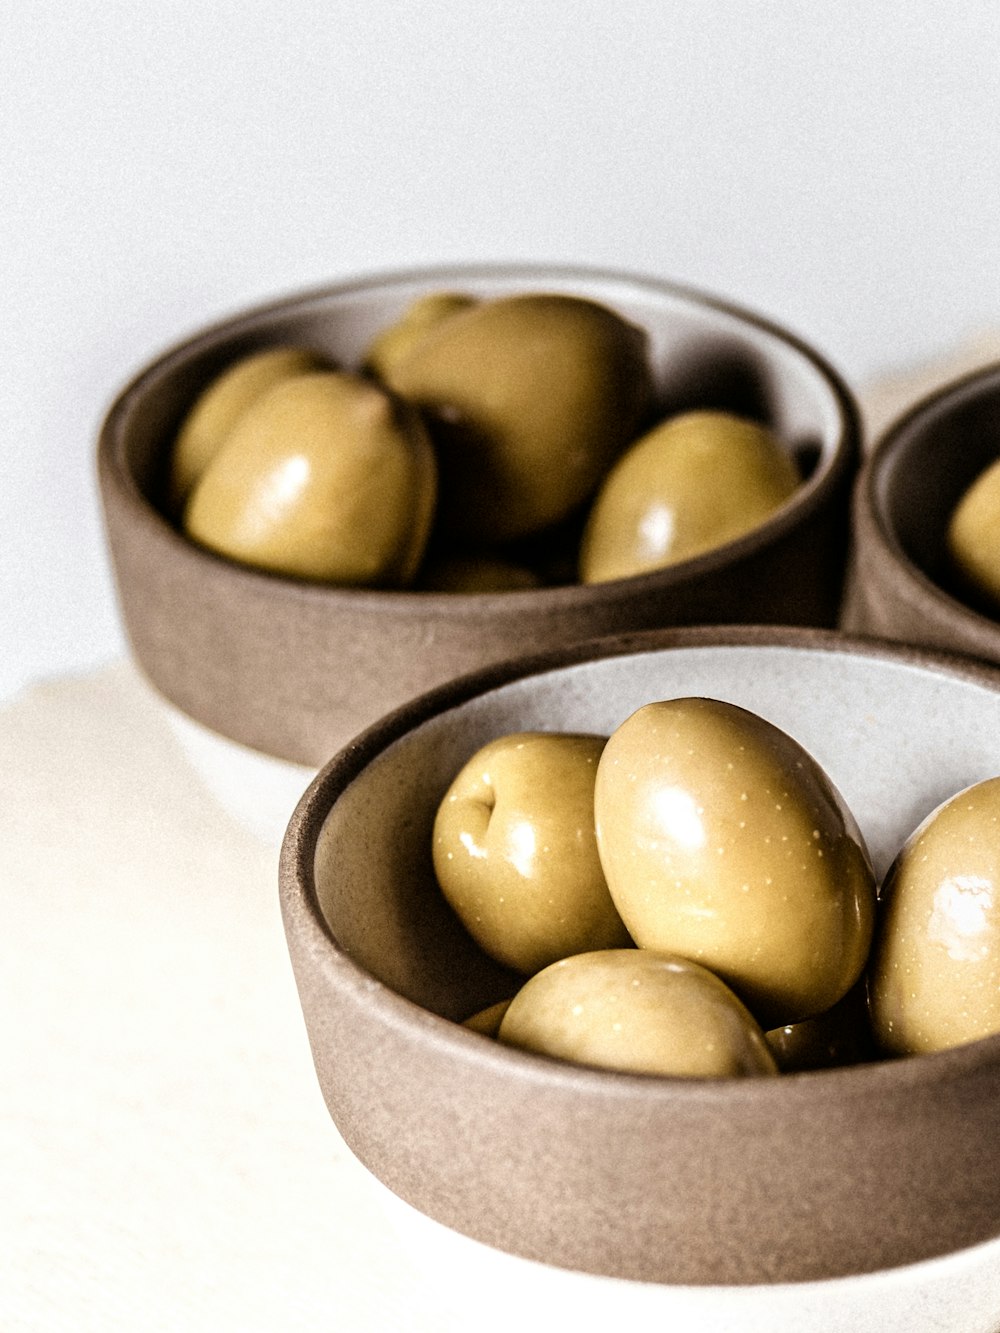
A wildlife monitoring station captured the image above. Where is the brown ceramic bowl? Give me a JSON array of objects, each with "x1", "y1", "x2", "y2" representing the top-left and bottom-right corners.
[
  {"x1": 843, "y1": 360, "x2": 1000, "y2": 664},
  {"x1": 98, "y1": 264, "x2": 860, "y2": 768},
  {"x1": 278, "y1": 626, "x2": 1000, "y2": 1329}
]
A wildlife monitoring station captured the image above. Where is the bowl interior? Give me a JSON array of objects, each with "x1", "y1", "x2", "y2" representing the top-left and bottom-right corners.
[
  {"x1": 311, "y1": 629, "x2": 1000, "y2": 1019},
  {"x1": 874, "y1": 363, "x2": 1000, "y2": 610}
]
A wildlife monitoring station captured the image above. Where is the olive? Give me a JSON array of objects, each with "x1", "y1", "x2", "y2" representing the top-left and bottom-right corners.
[
  {"x1": 765, "y1": 981, "x2": 875, "y2": 1072},
  {"x1": 462, "y1": 998, "x2": 513, "y2": 1037},
  {"x1": 416, "y1": 554, "x2": 540, "y2": 593},
  {"x1": 593, "y1": 697, "x2": 876, "y2": 1028},
  {"x1": 384, "y1": 293, "x2": 654, "y2": 544},
  {"x1": 362, "y1": 292, "x2": 476, "y2": 381},
  {"x1": 183, "y1": 370, "x2": 436, "y2": 586},
  {"x1": 947, "y1": 456, "x2": 1000, "y2": 611},
  {"x1": 579, "y1": 410, "x2": 800, "y2": 584},
  {"x1": 497, "y1": 949, "x2": 778, "y2": 1078},
  {"x1": 868, "y1": 776, "x2": 1000, "y2": 1055},
  {"x1": 169, "y1": 345, "x2": 324, "y2": 512},
  {"x1": 432, "y1": 731, "x2": 631, "y2": 975}
]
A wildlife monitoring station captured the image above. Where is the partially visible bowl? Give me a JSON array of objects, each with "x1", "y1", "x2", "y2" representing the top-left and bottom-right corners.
[
  {"x1": 98, "y1": 264, "x2": 860, "y2": 772},
  {"x1": 278, "y1": 626, "x2": 1000, "y2": 1332},
  {"x1": 843, "y1": 360, "x2": 1000, "y2": 665}
]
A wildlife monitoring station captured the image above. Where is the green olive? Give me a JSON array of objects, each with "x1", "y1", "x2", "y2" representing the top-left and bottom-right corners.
[
  {"x1": 868, "y1": 776, "x2": 1000, "y2": 1056},
  {"x1": 183, "y1": 370, "x2": 436, "y2": 586},
  {"x1": 384, "y1": 293, "x2": 654, "y2": 544},
  {"x1": 169, "y1": 346, "x2": 324, "y2": 512},
  {"x1": 947, "y1": 457, "x2": 1000, "y2": 611},
  {"x1": 432, "y1": 732, "x2": 632, "y2": 975},
  {"x1": 416, "y1": 555, "x2": 540, "y2": 593},
  {"x1": 593, "y1": 698, "x2": 876, "y2": 1028},
  {"x1": 579, "y1": 410, "x2": 800, "y2": 584},
  {"x1": 765, "y1": 981, "x2": 874, "y2": 1072},
  {"x1": 497, "y1": 949, "x2": 778, "y2": 1078},
  {"x1": 462, "y1": 998, "x2": 514, "y2": 1037},
  {"x1": 362, "y1": 292, "x2": 476, "y2": 381}
]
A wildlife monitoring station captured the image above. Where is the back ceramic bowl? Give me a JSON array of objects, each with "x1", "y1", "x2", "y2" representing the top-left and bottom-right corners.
[{"x1": 98, "y1": 263, "x2": 860, "y2": 775}]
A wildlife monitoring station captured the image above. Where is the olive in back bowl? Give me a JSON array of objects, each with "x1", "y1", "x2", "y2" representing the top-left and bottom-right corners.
[
  {"x1": 98, "y1": 264, "x2": 860, "y2": 773},
  {"x1": 843, "y1": 358, "x2": 1000, "y2": 665}
]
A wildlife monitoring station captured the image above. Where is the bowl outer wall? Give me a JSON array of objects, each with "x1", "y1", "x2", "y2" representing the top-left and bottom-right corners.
[
  {"x1": 842, "y1": 360, "x2": 1000, "y2": 665},
  {"x1": 97, "y1": 264, "x2": 860, "y2": 766},
  {"x1": 278, "y1": 625, "x2": 1000, "y2": 1286}
]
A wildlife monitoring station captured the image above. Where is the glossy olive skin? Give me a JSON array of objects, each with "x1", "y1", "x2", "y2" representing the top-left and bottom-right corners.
[
  {"x1": 183, "y1": 370, "x2": 436, "y2": 586},
  {"x1": 765, "y1": 981, "x2": 875, "y2": 1072},
  {"x1": 362, "y1": 292, "x2": 475, "y2": 381},
  {"x1": 579, "y1": 410, "x2": 800, "y2": 584},
  {"x1": 432, "y1": 732, "x2": 631, "y2": 975},
  {"x1": 869, "y1": 776, "x2": 1000, "y2": 1056},
  {"x1": 416, "y1": 554, "x2": 540, "y2": 593},
  {"x1": 169, "y1": 346, "x2": 324, "y2": 512},
  {"x1": 947, "y1": 456, "x2": 1000, "y2": 611},
  {"x1": 462, "y1": 998, "x2": 513, "y2": 1037},
  {"x1": 497, "y1": 949, "x2": 778, "y2": 1078},
  {"x1": 384, "y1": 293, "x2": 654, "y2": 544},
  {"x1": 594, "y1": 698, "x2": 876, "y2": 1028}
]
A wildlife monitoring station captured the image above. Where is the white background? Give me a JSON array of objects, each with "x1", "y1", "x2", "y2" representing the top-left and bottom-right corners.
[{"x1": 4, "y1": 1, "x2": 1000, "y2": 704}]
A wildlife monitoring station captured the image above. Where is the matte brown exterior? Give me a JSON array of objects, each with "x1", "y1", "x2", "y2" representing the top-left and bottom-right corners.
[
  {"x1": 97, "y1": 265, "x2": 860, "y2": 765},
  {"x1": 278, "y1": 626, "x2": 1000, "y2": 1286},
  {"x1": 843, "y1": 361, "x2": 1000, "y2": 664}
]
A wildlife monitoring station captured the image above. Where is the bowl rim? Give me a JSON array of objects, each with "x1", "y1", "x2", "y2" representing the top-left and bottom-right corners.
[
  {"x1": 97, "y1": 260, "x2": 861, "y2": 612},
  {"x1": 279, "y1": 621, "x2": 1000, "y2": 1106},
  {"x1": 858, "y1": 356, "x2": 1000, "y2": 642}
]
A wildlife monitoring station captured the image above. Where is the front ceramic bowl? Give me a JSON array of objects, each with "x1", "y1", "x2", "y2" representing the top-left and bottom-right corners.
[
  {"x1": 98, "y1": 264, "x2": 859, "y2": 768},
  {"x1": 843, "y1": 360, "x2": 1000, "y2": 665},
  {"x1": 279, "y1": 626, "x2": 1000, "y2": 1302}
]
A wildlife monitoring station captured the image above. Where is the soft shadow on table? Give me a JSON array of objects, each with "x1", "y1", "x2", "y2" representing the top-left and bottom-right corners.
[{"x1": 0, "y1": 660, "x2": 469, "y2": 1332}]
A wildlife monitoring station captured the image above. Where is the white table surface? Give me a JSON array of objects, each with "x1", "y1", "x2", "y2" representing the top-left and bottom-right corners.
[{"x1": 1, "y1": 660, "x2": 470, "y2": 1332}]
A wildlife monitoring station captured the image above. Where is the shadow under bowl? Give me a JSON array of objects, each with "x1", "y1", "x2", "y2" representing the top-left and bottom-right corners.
[
  {"x1": 98, "y1": 264, "x2": 859, "y2": 767},
  {"x1": 278, "y1": 625, "x2": 1000, "y2": 1292},
  {"x1": 843, "y1": 360, "x2": 1000, "y2": 664}
]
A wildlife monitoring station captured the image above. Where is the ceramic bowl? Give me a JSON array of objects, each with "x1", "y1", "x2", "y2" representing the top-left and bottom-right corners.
[
  {"x1": 279, "y1": 626, "x2": 1000, "y2": 1333},
  {"x1": 843, "y1": 360, "x2": 1000, "y2": 665},
  {"x1": 98, "y1": 264, "x2": 859, "y2": 774}
]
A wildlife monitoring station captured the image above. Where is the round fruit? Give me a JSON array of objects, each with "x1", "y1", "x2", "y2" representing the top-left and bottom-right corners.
[
  {"x1": 416, "y1": 555, "x2": 540, "y2": 593},
  {"x1": 947, "y1": 456, "x2": 1000, "y2": 611},
  {"x1": 765, "y1": 982, "x2": 874, "y2": 1072},
  {"x1": 432, "y1": 731, "x2": 631, "y2": 974},
  {"x1": 869, "y1": 776, "x2": 1000, "y2": 1055},
  {"x1": 362, "y1": 291, "x2": 475, "y2": 381},
  {"x1": 497, "y1": 948, "x2": 778, "y2": 1078},
  {"x1": 169, "y1": 345, "x2": 324, "y2": 512},
  {"x1": 183, "y1": 370, "x2": 436, "y2": 586},
  {"x1": 462, "y1": 998, "x2": 513, "y2": 1037},
  {"x1": 579, "y1": 410, "x2": 799, "y2": 584},
  {"x1": 384, "y1": 293, "x2": 654, "y2": 544},
  {"x1": 593, "y1": 697, "x2": 876, "y2": 1028}
]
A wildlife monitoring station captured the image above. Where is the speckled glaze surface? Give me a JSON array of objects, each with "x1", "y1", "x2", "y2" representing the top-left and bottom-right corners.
[
  {"x1": 278, "y1": 625, "x2": 1000, "y2": 1287},
  {"x1": 843, "y1": 360, "x2": 1000, "y2": 665},
  {"x1": 98, "y1": 264, "x2": 860, "y2": 766}
]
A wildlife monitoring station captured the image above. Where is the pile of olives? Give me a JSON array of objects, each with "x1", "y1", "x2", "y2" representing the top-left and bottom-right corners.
[
  {"x1": 167, "y1": 291, "x2": 800, "y2": 591},
  {"x1": 432, "y1": 697, "x2": 1000, "y2": 1079}
]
